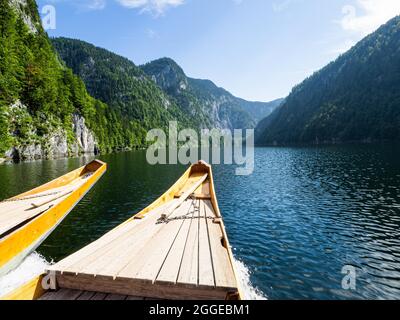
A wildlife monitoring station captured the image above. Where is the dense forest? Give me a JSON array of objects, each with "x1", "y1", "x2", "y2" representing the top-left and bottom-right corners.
[
  {"x1": 256, "y1": 16, "x2": 400, "y2": 145},
  {"x1": 0, "y1": 0, "x2": 160, "y2": 159},
  {"x1": 51, "y1": 44, "x2": 280, "y2": 132},
  {"x1": 51, "y1": 38, "x2": 196, "y2": 132}
]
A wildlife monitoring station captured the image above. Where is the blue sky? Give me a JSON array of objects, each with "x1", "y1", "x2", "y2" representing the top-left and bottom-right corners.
[{"x1": 37, "y1": 0, "x2": 400, "y2": 101}]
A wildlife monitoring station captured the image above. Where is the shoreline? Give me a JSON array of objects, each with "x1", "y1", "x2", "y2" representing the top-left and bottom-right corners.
[
  {"x1": 2, "y1": 140, "x2": 399, "y2": 166},
  {"x1": 0, "y1": 147, "x2": 147, "y2": 166}
]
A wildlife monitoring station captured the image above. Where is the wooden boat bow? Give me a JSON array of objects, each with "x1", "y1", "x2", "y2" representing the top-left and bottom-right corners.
[{"x1": 2, "y1": 161, "x2": 242, "y2": 300}]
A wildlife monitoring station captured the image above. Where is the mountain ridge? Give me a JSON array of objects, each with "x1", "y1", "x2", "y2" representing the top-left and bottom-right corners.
[
  {"x1": 51, "y1": 40, "x2": 281, "y2": 132},
  {"x1": 51, "y1": 37, "x2": 196, "y2": 132},
  {"x1": 1, "y1": 0, "x2": 181, "y2": 162},
  {"x1": 140, "y1": 57, "x2": 282, "y2": 129},
  {"x1": 1, "y1": 0, "x2": 281, "y2": 164},
  {"x1": 256, "y1": 16, "x2": 400, "y2": 145}
]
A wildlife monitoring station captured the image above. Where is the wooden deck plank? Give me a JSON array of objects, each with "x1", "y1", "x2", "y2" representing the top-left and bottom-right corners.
[
  {"x1": 49, "y1": 221, "x2": 146, "y2": 273},
  {"x1": 201, "y1": 181, "x2": 210, "y2": 196},
  {"x1": 155, "y1": 201, "x2": 195, "y2": 285},
  {"x1": 39, "y1": 289, "x2": 83, "y2": 300},
  {"x1": 49, "y1": 201, "x2": 175, "y2": 274},
  {"x1": 105, "y1": 294, "x2": 127, "y2": 300},
  {"x1": 38, "y1": 292, "x2": 57, "y2": 300},
  {"x1": 204, "y1": 201, "x2": 237, "y2": 290},
  {"x1": 198, "y1": 200, "x2": 215, "y2": 287},
  {"x1": 0, "y1": 181, "x2": 85, "y2": 237},
  {"x1": 0, "y1": 205, "x2": 53, "y2": 237},
  {"x1": 55, "y1": 273, "x2": 229, "y2": 300},
  {"x1": 177, "y1": 200, "x2": 200, "y2": 286},
  {"x1": 0, "y1": 190, "x2": 67, "y2": 224},
  {"x1": 85, "y1": 217, "x2": 164, "y2": 277},
  {"x1": 161, "y1": 174, "x2": 207, "y2": 221},
  {"x1": 126, "y1": 296, "x2": 145, "y2": 300},
  {"x1": 90, "y1": 292, "x2": 107, "y2": 300},
  {"x1": 76, "y1": 291, "x2": 96, "y2": 300},
  {"x1": 72, "y1": 206, "x2": 164, "y2": 276},
  {"x1": 45, "y1": 164, "x2": 239, "y2": 300},
  {"x1": 117, "y1": 200, "x2": 193, "y2": 282},
  {"x1": 0, "y1": 184, "x2": 72, "y2": 214},
  {"x1": 175, "y1": 173, "x2": 208, "y2": 198},
  {"x1": 73, "y1": 200, "x2": 182, "y2": 278}
]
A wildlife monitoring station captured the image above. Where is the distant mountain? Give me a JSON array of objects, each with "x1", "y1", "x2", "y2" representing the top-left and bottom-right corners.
[
  {"x1": 51, "y1": 38, "x2": 195, "y2": 131},
  {"x1": 237, "y1": 98, "x2": 284, "y2": 125},
  {"x1": 256, "y1": 16, "x2": 400, "y2": 145},
  {"x1": 1, "y1": 0, "x2": 282, "y2": 163},
  {"x1": 52, "y1": 42, "x2": 279, "y2": 132},
  {"x1": 141, "y1": 58, "x2": 281, "y2": 129}
]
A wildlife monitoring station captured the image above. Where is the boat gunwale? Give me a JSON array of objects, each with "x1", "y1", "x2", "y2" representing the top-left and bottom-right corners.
[
  {"x1": 0, "y1": 160, "x2": 107, "y2": 276},
  {"x1": 1, "y1": 161, "x2": 242, "y2": 300},
  {"x1": 6, "y1": 160, "x2": 106, "y2": 202}
]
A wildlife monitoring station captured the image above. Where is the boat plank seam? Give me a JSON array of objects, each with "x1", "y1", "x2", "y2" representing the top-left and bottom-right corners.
[
  {"x1": 51, "y1": 201, "x2": 174, "y2": 274},
  {"x1": 118, "y1": 200, "x2": 194, "y2": 282},
  {"x1": 199, "y1": 200, "x2": 217, "y2": 287},
  {"x1": 155, "y1": 199, "x2": 196, "y2": 285}
]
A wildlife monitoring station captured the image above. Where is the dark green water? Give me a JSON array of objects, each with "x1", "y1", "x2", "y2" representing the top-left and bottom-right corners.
[{"x1": 1, "y1": 144, "x2": 400, "y2": 299}]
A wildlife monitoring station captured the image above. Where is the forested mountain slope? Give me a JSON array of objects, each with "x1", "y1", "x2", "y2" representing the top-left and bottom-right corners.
[
  {"x1": 51, "y1": 38, "x2": 196, "y2": 132},
  {"x1": 256, "y1": 16, "x2": 400, "y2": 145},
  {"x1": 0, "y1": 0, "x2": 158, "y2": 162},
  {"x1": 141, "y1": 58, "x2": 281, "y2": 129}
]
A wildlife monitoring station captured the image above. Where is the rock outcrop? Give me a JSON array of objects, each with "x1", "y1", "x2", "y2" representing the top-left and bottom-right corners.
[
  {"x1": 141, "y1": 58, "x2": 282, "y2": 130},
  {"x1": 3, "y1": 106, "x2": 98, "y2": 163},
  {"x1": 9, "y1": 0, "x2": 41, "y2": 34},
  {"x1": 72, "y1": 113, "x2": 98, "y2": 154}
]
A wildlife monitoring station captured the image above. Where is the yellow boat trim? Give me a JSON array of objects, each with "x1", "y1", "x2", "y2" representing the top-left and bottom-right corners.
[
  {"x1": 2, "y1": 161, "x2": 242, "y2": 300},
  {"x1": 0, "y1": 160, "x2": 107, "y2": 275}
]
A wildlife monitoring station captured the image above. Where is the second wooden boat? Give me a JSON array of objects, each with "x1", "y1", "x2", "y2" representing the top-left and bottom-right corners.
[
  {"x1": 3, "y1": 161, "x2": 242, "y2": 300},
  {"x1": 0, "y1": 160, "x2": 107, "y2": 277}
]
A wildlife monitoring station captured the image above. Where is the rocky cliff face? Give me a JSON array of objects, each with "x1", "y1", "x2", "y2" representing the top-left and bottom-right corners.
[
  {"x1": 72, "y1": 113, "x2": 98, "y2": 154},
  {"x1": 9, "y1": 0, "x2": 41, "y2": 34},
  {"x1": 2, "y1": 102, "x2": 98, "y2": 163},
  {"x1": 147, "y1": 60, "x2": 189, "y2": 95},
  {"x1": 51, "y1": 37, "x2": 196, "y2": 137},
  {"x1": 141, "y1": 58, "x2": 281, "y2": 130}
]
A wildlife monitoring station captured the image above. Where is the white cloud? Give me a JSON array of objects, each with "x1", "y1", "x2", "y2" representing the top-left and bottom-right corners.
[
  {"x1": 272, "y1": 0, "x2": 296, "y2": 13},
  {"x1": 49, "y1": 0, "x2": 183, "y2": 14},
  {"x1": 329, "y1": 0, "x2": 400, "y2": 58},
  {"x1": 47, "y1": 0, "x2": 106, "y2": 11},
  {"x1": 339, "y1": 0, "x2": 400, "y2": 36},
  {"x1": 87, "y1": 0, "x2": 106, "y2": 10},
  {"x1": 116, "y1": 0, "x2": 184, "y2": 15}
]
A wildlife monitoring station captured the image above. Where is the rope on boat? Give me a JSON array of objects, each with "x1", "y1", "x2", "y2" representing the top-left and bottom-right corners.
[
  {"x1": 1, "y1": 172, "x2": 94, "y2": 203},
  {"x1": 157, "y1": 215, "x2": 215, "y2": 224},
  {"x1": 157, "y1": 195, "x2": 214, "y2": 224},
  {"x1": 1, "y1": 190, "x2": 64, "y2": 203}
]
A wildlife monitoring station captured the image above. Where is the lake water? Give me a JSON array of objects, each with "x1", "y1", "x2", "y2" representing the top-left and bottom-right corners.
[{"x1": 1, "y1": 144, "x2": 400, "y2": 299}]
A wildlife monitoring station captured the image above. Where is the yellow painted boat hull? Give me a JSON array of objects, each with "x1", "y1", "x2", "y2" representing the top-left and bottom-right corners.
[
  {"x1": 2, "y1": 161, "x2": 241, "y2": 300},
  {"x1": 0, "y1": 160, "x2": 107, "y2": 277}
]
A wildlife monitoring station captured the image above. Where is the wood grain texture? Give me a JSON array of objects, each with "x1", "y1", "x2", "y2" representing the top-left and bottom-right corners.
[{"x1": 42, "y1": 162, "x2": 239, "y2": 301}]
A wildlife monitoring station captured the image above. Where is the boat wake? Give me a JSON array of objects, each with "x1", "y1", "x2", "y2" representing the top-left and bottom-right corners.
[
  {"x1": 0, "y1": 252, "x2": 51, "y2": 297},
  {"x1": 233, "y1": 257, "x2": 267, "y2": 300}
]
